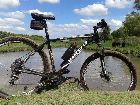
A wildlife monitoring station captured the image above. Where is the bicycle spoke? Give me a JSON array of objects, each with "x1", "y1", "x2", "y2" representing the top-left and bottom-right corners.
[
  {"x1": 0, "y1": 37, "x2": 49, "y2": 97},
  {"x1": 80, "y1": 51, "x2": 136, "y2": 91}
]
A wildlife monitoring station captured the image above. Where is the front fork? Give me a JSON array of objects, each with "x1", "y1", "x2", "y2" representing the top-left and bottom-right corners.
[
  {"x1": 98, "y1": 47, "x2": 111, "y2": 82},
  {"x1": 100, "y1": 49, "x2": 106, "y2": 74}
]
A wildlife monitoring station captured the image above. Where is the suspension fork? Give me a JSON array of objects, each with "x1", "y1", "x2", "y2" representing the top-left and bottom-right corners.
[
  {"x1": 96, "y1": 41, "x2": 105, "y2": 73},
  {"x1": 99, "y1": 48, "x2": 111, "y2": 82},
  {"x1": 99, "y1": 48, "x2": 107, "y2": 74}
]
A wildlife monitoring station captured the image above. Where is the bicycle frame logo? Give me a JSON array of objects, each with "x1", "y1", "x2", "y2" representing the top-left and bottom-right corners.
[{"x1": 61, "y1": 41, "x2": 88, "y2": 69}]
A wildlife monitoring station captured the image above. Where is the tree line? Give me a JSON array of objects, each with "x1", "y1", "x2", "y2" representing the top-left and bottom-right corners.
[
  {"x1": 111, "y1": 0, "x2": 140, "y2": 39},
  {"x1": 0, "y1": 31, "x2": 44, "y2": 42}
]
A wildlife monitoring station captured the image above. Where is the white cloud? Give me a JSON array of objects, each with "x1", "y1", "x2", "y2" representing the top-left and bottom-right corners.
[
  {"x1": 0, "y1": 26, "x2": 26, "y2": 33},
  {"x1": 110, "y1": 19, "x2": 122, "y2": 27},
  {"x1": 74, "y1": 4, "x2": 108, "y2": 16},
  {"x1": 29, "y1": 9, "x2": 54, "y2": 16},
  {"x1": 0, "y1": 26, "x2": 12, "y2": 30},
  {"x1": 80, "y1": 19, "x2": 123, "y2": 31},
  {"x1": 105, "y1": 0, "x2": 133, "y2": 8},
  {"x1": 0, "y1": 0, "x2": 20, "y2": 9},
  {"x1": 0, "y1": 11, "x2": 25, "y2": 19},
  {"x1": 80, "y1": 19, "x2": 100, "y2": 26},
  {"x1": 38, "y1": 0, "x2": 60, "y2": 4},
  {"x1": 0, "y1": 26, "x2": 26, "y2": 34},
  {"x1": 28, "y1": 22, "x2": 91, "y2": 39},
  {"x1": 0, "y1": 18, "x2": 24, "y2": 26},
  {"x1": 16, "y1": 27, "x2": 26, "y2": 31},
  {"x1": 0, "y1": 17, "x2": 25, "y2": 33},
  {"x1": 46, "y1": 23, "x2": 89, "y2": 38},
  {"x1": 57, "y1": 24, "x2": 81, "y2": 29},
  {"x1": 108, "y1": 19, "x2": 123, "y2": 30}
]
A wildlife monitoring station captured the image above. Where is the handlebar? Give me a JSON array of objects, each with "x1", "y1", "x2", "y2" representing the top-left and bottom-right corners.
[
  {"x1": 97, "y1": 19, "x2": 107, "y2": 28},
  {"x1": 93, "y1": 19, "x2": 108, "y2": 33}
]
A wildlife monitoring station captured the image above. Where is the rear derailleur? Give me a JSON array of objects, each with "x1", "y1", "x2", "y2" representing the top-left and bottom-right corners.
[{"x1": 9, "y1": 58, "x2": 24, "y2": 85}]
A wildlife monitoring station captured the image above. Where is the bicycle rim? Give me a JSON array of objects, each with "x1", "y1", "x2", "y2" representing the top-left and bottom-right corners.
[
  {"x1": 80, "y1": 51, "x2": 137, "y2": 91},
  {"x1": 0, "y1": 37, "x2": 50, "y2": 97}
]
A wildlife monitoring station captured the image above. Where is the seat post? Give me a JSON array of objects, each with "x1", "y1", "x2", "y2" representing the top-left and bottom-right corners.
[
  {"x1": 44, "y1": 21, "x2": 51, "y2": 49},
  {"x1": 43, "y1": 20, "x2": 56, "y2": 72}
]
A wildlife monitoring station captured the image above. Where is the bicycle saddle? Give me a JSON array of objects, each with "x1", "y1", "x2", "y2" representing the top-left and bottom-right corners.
[{"x1": 31, "y1": 12, "x2": 55, "y2": 20}]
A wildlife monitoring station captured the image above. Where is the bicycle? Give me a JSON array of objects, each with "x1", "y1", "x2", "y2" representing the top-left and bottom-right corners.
[{"x1": 0, "y1": 13, "x2": 137, "y2": 99}]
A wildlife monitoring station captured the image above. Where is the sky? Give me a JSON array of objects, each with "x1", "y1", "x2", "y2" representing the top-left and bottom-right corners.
[{"x1": 0, "y1": 0, "x2": 135, "y2": 39}]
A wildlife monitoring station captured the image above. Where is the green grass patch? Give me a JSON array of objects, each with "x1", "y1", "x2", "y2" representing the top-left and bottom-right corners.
[
  {"x1": 0, "y1": 43, "x2": 32, "y2": 53},
  {"x1": 0, "y1": 83, "x2": 140, "y2": 105}
]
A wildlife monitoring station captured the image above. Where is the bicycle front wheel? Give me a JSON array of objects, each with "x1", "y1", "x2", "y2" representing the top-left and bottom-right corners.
[
  {"x1": 0, "y1": 37, "x2": 50, "y2": 98},
  {"x1": 80, "y1": 50, "x2": 137, "y2": 91}
]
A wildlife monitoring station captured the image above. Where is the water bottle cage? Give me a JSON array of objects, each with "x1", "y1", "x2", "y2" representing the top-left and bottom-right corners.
[{"x1": 61, "y1": 44, "x2": 77, "y2": 61}]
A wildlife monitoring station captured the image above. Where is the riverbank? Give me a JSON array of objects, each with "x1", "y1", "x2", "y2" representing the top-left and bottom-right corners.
[
  {"x1": 51, "y1": 38, "x2": 140, "y2": 57},
  {"x1": 0, "y1": 82, "x2": 140, "y2": 105},
  {"x1": 0, "y1": 36, "x2": 140, "y2": 57}
]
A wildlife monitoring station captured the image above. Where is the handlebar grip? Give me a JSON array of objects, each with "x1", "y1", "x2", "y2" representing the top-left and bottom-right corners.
[
  {"x1": 92, "y1": 19, "x2": 108, "y2": 33},
  {"x1": 101, "y1": 19, "x2": 107, "y2": 28},
  {"x1": 45, "y1": 15, "x2": 55, "y2": 20},
  {"x1": 96, "y1": 19, "x2": 107, "y2": 28}
]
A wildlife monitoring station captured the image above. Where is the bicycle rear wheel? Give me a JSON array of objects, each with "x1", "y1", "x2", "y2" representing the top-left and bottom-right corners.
[
  {"x1": 80, "y1": 50, "x2": 137, "y2": 91},
  {"x1": 0, "y1": 37, "x2": 50, "y2": 98}
]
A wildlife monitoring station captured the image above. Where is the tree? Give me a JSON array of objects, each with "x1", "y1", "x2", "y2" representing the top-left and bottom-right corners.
[
  {"x1": 111, "y1": 27, "x2": 127, "y2": 39},
  {"x1": 111, "y1": 1, "x2": 140, "y2": 39},
  {"x1": 134, "y1": 0, "x2": 140, "y2": 10},
  {"x1": 123, "y1": 12, "x2": 140, "y2": 36},
  {"x1": 101, "y1": 25, "x2": 112, "y2": 40}
]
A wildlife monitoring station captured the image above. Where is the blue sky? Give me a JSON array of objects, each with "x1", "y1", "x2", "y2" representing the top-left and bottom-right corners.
[{"x1": 0, "y1": 0, "x2": 134, "y2": 38}]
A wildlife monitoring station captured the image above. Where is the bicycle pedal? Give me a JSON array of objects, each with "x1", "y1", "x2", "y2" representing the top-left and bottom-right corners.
[
  {"x1": 24, "y1": 86, "x2": 28, "y2": 91},
  {"x1": 63, "y1": 69, "x2": 70, "y2": 74},
  {"x1": 9, "y1": 80, "x2": 14, "y2": 85}
]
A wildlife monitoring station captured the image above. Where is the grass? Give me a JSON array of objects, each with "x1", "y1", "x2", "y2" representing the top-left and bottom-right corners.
[
  {"x1": 0, "y1": 43, "x2": 32, "y2": 53},
  {"x1": 0, "y1": 82, "x2": 140, "y2": 105}
]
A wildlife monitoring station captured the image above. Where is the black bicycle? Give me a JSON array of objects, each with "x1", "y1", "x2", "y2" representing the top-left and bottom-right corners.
[{"x1": 0, "y1": 13, "x2": 137, "y2": 99}]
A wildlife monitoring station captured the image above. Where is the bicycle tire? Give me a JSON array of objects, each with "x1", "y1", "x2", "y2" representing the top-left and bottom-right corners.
[
  {"x1": 0, "y1": 37, "x2": 50, "y2": 98},
  {"x1": 80, "y1": 50, "x2": 137, "y2": 91}
]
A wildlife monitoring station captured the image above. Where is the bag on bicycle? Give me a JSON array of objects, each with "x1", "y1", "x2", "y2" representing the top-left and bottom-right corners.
[
  {"x1": 30, "y1": 20, "x2": 44, "y2": 30},
  {"x1": 61, "y1": 42, "x2": 77, "y2": 61}
]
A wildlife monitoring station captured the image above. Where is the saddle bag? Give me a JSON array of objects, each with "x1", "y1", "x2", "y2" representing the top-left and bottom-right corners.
[{"x1": 30, "y1": 20, "x2": 44, "y2": 30}]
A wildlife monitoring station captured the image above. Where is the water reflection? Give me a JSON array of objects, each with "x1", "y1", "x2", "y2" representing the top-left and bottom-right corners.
[
  {"x1": 0, "y1": 48, "x2": 139, "y2": 92},
  {"x1": 0, "y1": 51, "x2": 43, "y2": 95}
]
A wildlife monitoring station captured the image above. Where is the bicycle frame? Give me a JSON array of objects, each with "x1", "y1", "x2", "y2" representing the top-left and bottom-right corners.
[
  {"x1": 10, "y1": 19, "x2": 105, "y2": 79},
  {"x1": 2, "y1": 13, "x2": 136, "y2": 96},
  {"x1": 40, "y1": 20, "x2": 103, "y2": 75}
]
